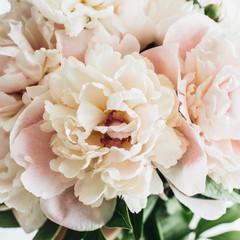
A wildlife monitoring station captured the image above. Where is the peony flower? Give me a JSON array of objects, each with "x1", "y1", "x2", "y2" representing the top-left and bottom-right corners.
[
  {"x1": 10, "y1": 42, "x2": 209, "y2": 231},
  {"x1": 27, "y1": 0, "x2": 125, "y2": 37},
  {"x1": 0, "y1": 0, "x2": 61, "y2": 130},
  {"x1": 116, "y1": 0, "x2": 203, "y2": 49},
  {"x1": 0, "y1": 1, "x2": 60, "y2": 231},
  {"x1": 164, "y1": 13, "x2": 240, "y2": 192}
]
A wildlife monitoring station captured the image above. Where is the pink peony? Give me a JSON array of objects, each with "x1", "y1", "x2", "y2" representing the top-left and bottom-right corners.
[{"x1": 164, "y1": 13, "x2": 240, "y2": 192}]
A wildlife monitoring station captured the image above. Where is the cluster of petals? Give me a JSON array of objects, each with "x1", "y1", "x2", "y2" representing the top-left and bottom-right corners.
[
  {"x1": 171, "y1": 19, "x2": 240, "y2": 192},
  {"x1": 27, "y1": 0, "x2": 126, "y2": 37},
  {"x1": 2, "y1": 0, "x2": 240, "y2": 234},
  {"x1": 0, "y1": 0, "x2": 61, "y2": 232},
  {"x1": 162, "y1": 9, "x2": 240, "y2": 197},
  {"x1": 10, "y1": 41, "x2": 197, "y2": 230}
]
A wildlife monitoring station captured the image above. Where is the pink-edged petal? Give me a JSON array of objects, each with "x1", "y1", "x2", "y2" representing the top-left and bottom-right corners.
[
  {"x1": 164, "y1": 13, "x2": 216, "y2": 59},
  {"x1": 141, "y1": 44, "x2": 180, "y2": 90},
  {"x1": 40, "y1": 187, "x2": 116, "y2": 231},
  {"x1": 10, "y1": 92, "x2": 50, "y2": 146},
  {"x1": 11, "y1": 121, "x2": 73, "y2": 198},
  {"x1": 56, "y1": 30, "x2": 93, "y2": 62},
  {"x1": 160, "y1": 118, "x2": 208, "y2": 196},
  {"x1": 171, "y1": 185, "x2": 227, "y2": 220}
]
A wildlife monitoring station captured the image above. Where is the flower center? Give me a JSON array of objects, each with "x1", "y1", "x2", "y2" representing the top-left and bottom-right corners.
[{"x1": 100, "y1": 111, "x2": 131, "y2": 147}]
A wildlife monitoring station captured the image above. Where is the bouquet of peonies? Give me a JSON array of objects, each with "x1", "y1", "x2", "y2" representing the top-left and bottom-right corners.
[{"x1": 1, "y1": 0, "x2": 240, "y2": 239}]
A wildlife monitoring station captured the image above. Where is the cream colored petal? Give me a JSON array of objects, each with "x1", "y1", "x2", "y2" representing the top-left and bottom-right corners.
[
  {"x1": 74, "y1": 173, "x2": 106, "y2": 206},
  {"x1": 79, "y1": 82, "x2": 111, "y2": 111},
  {"x1": 150, "y1": 127, "x2": 187, "y2": 169},
  {"x1": 77, "y1": 101, "x2": 105, "y2": 135}
]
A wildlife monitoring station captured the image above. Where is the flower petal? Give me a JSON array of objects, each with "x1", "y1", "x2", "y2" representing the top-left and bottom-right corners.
[
  {"x1": 10, "y1": 92, "x2": 50, "y2": 147},
  {"x1": 12, "y1": 195, "x2": 46, "y2": 233},
  {"x1": 141, "y1": 44, "x2": 180, "y2": 90},
  {"x1": 160, "y1": 118, "x2": 208, "y2": 195},
  {"x1": 171, "y1": 185, "x2": 227, "y2": 220},
  {"x1": 40, "y1": 187, "x2": 116, "y2": 231},
  {"x1": 56, "y1": 29, "x2": 93, "y2": 62},
  {"x1": 11, "y1": 121, "x2": 73, "y2": 199},
  {"x1": 164, "y1": 13, "x2": 215, "y2": 59}
]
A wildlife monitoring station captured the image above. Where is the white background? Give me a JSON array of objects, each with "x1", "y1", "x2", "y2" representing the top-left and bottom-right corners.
[{"x1": 0, "y1": 228, "x2": 37, "y2": 240}]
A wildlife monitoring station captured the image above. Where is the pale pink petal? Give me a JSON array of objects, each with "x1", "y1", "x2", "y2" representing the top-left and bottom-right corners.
[
  {"x1": 56, "y1": 30, "x2": 93, "y2": 62},
  {"x1": 160, "y1": 118, "x2": 208, "y2": 195},
  {"x1": 10, "y1": 93, "x2": 72, "y2": 198},
  {"x1": 171, "y1": 185, "x2": 227, "y2": 220},
  {"x1": 164, "y1": 13, "x2": 216, "y2": 59},
  {"x1": 11, "y1": 121, "x2": 73, "y2": 198},
  {"x1": 178, "y1": 75, "x2": 192, "y2": 122},
  {"x1": 40, "y1": 187, "x2": 116, "y2": 231},
  {"x1": 118, "y1": 34, "x2": 140, "y2": 56},
  {"x1": 10, "y1": 92, "x2": 50, "y2": 146},
  {"x1": 0, "y1": 71, "x2": 26, "y2": 93},
  {"x1": 141, "y1": 44, "x2": 180, "y2": 90}
]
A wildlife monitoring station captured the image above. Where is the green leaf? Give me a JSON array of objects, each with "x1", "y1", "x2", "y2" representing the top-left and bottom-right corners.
[
  {"x1": 63, "y1": 230, "x2": 86, "y2": 240},
  {"x1": 106, "y1": 198, "x2": 132, "y2": 230},
  {"x1": 161, "y1": 211, "x2": 191, "y2": 240},
  {"x1": 144, "y1": 210, "x2": 164, "y2": 240},
  {"x1": 84, "y1": 229, "x2": 106, "y2": 240},
  {"x1": 195, "y1": 204, "x2": 240, "y2": 236},
  {"x1": 0, "y1": 210, "x2": 19, "y2": 228},
  {"x1": 33, "y1": 220, "x2": 61, "y2": 240},
  {"x1": 203, "y1": 177, "x2": 240, "y2": 203},
  {"x1": 211, "y1": 231, "x2": 240, "y2": 240},
  {"x1": 165, "y1": 197, "x2": 183, "y2": 215},
  {"x1": 129, "y1": 209, "x2": 144, "y2": 240},
  {"x1": 143, "y1": 195, "x2": 159, "y2": 223}
]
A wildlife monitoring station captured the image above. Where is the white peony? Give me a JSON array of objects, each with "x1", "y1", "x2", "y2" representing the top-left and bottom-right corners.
[{"x1": 40, "y1": 44, "x2": 188, "y2": 213}]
